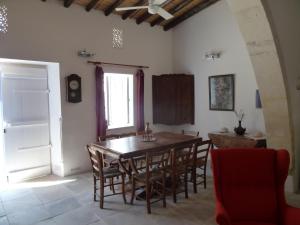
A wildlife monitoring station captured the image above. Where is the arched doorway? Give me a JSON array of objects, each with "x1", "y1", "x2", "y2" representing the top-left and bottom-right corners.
[{"x1": 226, "y1": 0, "x2": 299, "y2": 192}]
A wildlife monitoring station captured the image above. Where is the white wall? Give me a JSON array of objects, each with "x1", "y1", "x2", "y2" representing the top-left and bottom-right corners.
[
  {"x1": 172, "y1": 0, "x2": 265, "y2": 138},
  {"x1": 0, "y1": 0, "x2": 173, "y2": 175},
  {"x1": 263, "y1": 0, "x2": 300, "y2": 191}
]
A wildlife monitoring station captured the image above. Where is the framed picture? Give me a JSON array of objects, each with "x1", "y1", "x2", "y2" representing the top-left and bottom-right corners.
[{"x1": 209, "y1": 74, "x2": 235, "y2": 111}]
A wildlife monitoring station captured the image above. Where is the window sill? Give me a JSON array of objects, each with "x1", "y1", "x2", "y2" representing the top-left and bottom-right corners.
[{"x1": 107, "y1": 125, "x2": 135, "y2": 132}]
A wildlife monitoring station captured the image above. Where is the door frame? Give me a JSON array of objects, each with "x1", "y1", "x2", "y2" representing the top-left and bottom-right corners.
[{"x1": 0, "y1": 58, "x2": 63, "y2": 184}]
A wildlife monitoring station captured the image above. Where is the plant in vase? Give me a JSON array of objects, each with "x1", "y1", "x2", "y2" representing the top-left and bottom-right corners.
[{"x1": 234, "y1": 110, "x2": 246, "y2": 135}]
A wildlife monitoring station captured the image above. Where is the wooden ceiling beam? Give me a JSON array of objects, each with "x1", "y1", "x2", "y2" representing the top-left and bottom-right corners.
[
  {"x1": 64, "y1": 0, "x2": 75, "y2": 8},
  {"x1": 121, "y1": 0, "x2": 145, "y2": 20},
  {"x1": 150, "y1": 0, "x2": 193, "y2": 27},
  {"x1": 136, "y1": 12, "x2": 152, "y2": 24},
  {"x1": 163, "y1": 0, "x2": 220, "y2": 31},
  {"x1": 105, "y1": 0, "x2": 124, "y2": 16},
  {"x1": 86, "y1": 0, "x2": 100, "y2": 12}
]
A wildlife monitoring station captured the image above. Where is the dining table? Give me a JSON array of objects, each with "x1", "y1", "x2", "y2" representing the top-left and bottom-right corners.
[{"x1": 91, "y1": 131, "x2": 202, "y2": 175}]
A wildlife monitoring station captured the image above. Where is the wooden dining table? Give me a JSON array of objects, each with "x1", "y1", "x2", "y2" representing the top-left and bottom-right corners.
[
  {"x1": 92, "y1": 131, "x2": 202, "y2": 158},
  {"x1": 91, "y1": 131, "x2": 202, "y2": 175}
]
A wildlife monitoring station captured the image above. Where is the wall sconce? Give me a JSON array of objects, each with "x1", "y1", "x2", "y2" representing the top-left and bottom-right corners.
[
  {"x1": 77, "y1": 49, "x2": 95, "y2": 58},
  {"x1": 204, "y1": 51, "x2": 221, "y2": 61}
]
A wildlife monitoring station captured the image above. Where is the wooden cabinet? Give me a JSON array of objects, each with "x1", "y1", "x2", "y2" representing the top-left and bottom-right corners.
[
  {"x1": 208, "y1": 132, "x2": 267, "y2": 148},
  {"x1": 152, "y1": 74, "x2": 194, "y2": 125}
]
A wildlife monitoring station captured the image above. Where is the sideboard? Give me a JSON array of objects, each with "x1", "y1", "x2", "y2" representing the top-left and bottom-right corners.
[{"x1": 208, "y1": 132, "x2": 267, "y2": 148}]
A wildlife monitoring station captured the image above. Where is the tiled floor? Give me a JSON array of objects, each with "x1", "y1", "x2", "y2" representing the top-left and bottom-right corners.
[{"x1": 0, "y1": 173, "x2": 299, "y2": 225}]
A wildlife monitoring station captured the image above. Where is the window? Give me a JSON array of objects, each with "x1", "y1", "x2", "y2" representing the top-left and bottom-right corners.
[{"x1": 104, "y1": 73, "x2": 134, "y2": 129}]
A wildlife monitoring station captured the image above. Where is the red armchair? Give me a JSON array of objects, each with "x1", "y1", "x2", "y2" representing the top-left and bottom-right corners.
[{"x1": 211, "y1": 148, "x2": 300, "y2": 225}]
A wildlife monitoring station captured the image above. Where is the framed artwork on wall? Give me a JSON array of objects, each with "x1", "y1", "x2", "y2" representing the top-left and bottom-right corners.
[{"x1": 209, "y1": 74, "x2": 235, "y2": 111}]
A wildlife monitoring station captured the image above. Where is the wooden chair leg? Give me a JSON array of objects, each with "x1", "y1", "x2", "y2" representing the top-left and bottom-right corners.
[
  {"x1": 121, "y1": 174, "x2": 127, "y2": 204},
  {"x1": 130, "y1": 178, "x2": 136, "y2": 204},
  {"x1": 172, "y1": 173, "x2": 177, "y2": 203},
  {"x1": 110, "y1": 178, "x2": 116, "y2": 194},
  {"x1": 100, "y1": 179, "x2": 104, "y2": 209},
  {"x1": 193, "y1": 167, "x2": 197, "y2": 194},
  {"x1": 93, "y1": 176, "x2": 97, "y2": 201},
  {"x1": 184, "y1": 170, "x2": 188, "y2": 199},
  {"x1": 146, "y1": 182, "x2": 151, "y2": 214},
  {"x1": 204, "y1": 167, "x2": 207, "y2": 189},
  {"x1": 162, "y1": 175, "x2": 166, "y2": 208}
]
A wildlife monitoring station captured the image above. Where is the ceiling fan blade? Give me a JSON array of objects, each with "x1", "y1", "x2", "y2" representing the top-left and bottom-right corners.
[
  {"x1": 157, "y1": 7, "x2": 174, "y2": 20},
  {"x1": 115, "y1": 6, "x2": 149, "y2": 11},
  {"x1": 153, "y1": 0, "x2": 168, "y2": 5}
]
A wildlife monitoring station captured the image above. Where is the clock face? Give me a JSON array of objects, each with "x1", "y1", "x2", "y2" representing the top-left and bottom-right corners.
[{"x1": 69, "y1": 80, "x2": 79, "y2": 90}]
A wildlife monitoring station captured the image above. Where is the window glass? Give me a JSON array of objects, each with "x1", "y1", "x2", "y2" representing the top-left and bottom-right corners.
[{"x1": 104, "y1": 73, "x2": 134, "y2": 129}]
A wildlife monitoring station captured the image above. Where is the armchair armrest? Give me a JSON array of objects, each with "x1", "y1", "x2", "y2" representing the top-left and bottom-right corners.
[
  {"x1": 283, "y1": 205, "x2": 300, "y2": 225},
  {"x1": 215, "y1": 201, "x2": 231, "y2": 225}
]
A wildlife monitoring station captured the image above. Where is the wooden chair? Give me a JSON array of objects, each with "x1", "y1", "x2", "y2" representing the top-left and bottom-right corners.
[
  {"x1": 189, "y1": 140, "x2": 212, "y2": 193},
  {"x1": 98, "y1": 134, "x2": 121, "y2": 168},
  {"x1": 168, "y1": 142, "x2": 195, "y2": 203},
  {"x1": 130, "y1": 149, "x2": 170, "y2": 214},
  {"x1": 86, "y1": 145, "x2": 127, "y2": 209},
  {"x1": 182, "y1": 130, "x2": 200, "y2": 137}
]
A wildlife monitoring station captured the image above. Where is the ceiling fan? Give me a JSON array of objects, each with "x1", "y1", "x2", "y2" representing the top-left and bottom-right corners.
[{"x1": 115, "y1": 0, "x2": 174, "y2": 20}]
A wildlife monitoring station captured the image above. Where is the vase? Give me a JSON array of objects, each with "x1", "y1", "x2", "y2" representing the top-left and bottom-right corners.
[
  {"x1": 144, "y1": 122, "x2": 152, "y2": 141},
  {"x1": 234, "y1": 120, "x2": 246, "y2": 136}
]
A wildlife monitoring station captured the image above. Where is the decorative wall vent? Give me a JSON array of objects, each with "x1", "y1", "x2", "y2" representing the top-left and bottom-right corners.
[
  {"x1": 0, "y1": 5, "x2": 8, "y2": 33},
  {"x1": 112, "y1": 28, "x2": 123, "y2": 48}
]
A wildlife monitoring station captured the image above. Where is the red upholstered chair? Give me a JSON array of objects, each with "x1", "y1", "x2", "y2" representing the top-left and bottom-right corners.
[{"x1": 211, "y1": 148, "x2": 300, "y2": 225}]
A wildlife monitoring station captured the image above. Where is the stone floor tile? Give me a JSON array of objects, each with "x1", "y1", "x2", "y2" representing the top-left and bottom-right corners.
[
  {"x1": 0, "y1": 189, "x2": 33, "y2": 202},
  {"x1": 0, "y1": 173, "x2": 299, "y2": 225},
  {"x1": 35, "y1": 219, "x2": 57, "y2": 225},
  {"x1": 0, "y1": 202, "x2": 5, "y2": 217},
  {"x1": 53, "y1": 204, "x2": 100, "y2": 225},
  {"x1": 33, "y1": 185, "x2": 74, "y2": 204},
  {"x1": 64, "y1": 179, "x2": 91, "y2": 195},
  {"x1": 7, "y1": 205, "x2": 51, "y2": 225},
  {"x1": 3, "y1": 194, "x2": 42, "y2": 214},
  {"x1": 0, "y1": 217, "x2": 9, "y2": 225},
  {"x1": 44, "y1": 197, "x2": 81, "y2": 217}
]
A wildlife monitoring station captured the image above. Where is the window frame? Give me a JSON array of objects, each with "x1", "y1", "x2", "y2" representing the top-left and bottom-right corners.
[{"x1": 104, "y1": 72, "x2": 134, "y2": 130}]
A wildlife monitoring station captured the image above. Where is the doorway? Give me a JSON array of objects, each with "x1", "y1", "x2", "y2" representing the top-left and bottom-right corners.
[{"x1": 0, "y1": 59, "x2": 63, "y2": 184}]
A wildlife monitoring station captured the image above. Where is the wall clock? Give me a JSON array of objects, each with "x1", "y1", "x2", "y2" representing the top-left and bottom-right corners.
[{"x1": 66, "y1": 74, "x2": 82, "y2": 103}]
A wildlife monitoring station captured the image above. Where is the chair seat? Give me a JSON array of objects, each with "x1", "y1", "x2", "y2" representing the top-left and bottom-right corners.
[
  {"x1": 104, "y1": 155, "x2": 119, "y2": 166},
  {"x1": 233, "y1": 222, "x2": 276, "y2": 225},
  {"x1": 94, "y1": 167, "x2": 122, "y2": 178},
  {"x1": 134, "y1": 168, "x2": 164, "y2": 182}
]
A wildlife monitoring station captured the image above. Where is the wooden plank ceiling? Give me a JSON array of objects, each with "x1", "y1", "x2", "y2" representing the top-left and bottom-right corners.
[{"x1": 47, "y1": 0, "x2": 220, "y2": 31}]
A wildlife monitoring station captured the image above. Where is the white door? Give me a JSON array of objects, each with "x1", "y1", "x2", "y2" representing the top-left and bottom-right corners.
[{"x1": 1, "y1": 65, "x2": 51, "y2": 182}]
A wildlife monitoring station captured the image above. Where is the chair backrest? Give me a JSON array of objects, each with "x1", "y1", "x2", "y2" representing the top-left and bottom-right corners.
[
  {"x1": 211, "y1": 148, "x2": 289, "y2": 224},
  {"x1": 86, "y1": 145, "x2": 104, "y2": 178},
  {"x1": 172, "y1": 142, "x2": 195, "y2": 171},
  {"x1": 182, "y1": 130, "x2": 200, "y2": 137},
  {"x1": 194, "y1": 140, "x2": 212, "y2": 166},
  {"x1": 130, "y1": 154, "x2": 147, "y2": 174},
  {"x1": 146, "y1": 148, "x2": 171, "y2": 179}
]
